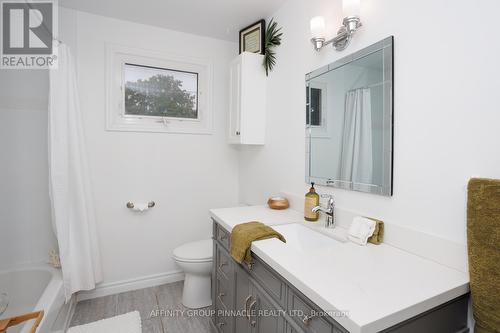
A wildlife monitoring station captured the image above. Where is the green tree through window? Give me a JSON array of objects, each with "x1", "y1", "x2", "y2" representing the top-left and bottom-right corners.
[{"x1": 125, "y1": 73, "x2": 197, "y2": 119}]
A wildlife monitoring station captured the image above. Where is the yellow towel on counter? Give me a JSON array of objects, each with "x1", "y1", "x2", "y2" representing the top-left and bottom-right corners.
[
  {"x1": 367, "y1": 218, "x2": 384, "y2": 245},
  {"x1": 230, "y1": 222, "x2": 286, "y2": 264},
  {"x1": 467, "y1": 178, "x2": 500, "y2": 333}
]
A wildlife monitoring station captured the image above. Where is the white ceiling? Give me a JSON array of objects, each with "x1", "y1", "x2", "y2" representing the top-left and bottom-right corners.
[{"x1": 59, "y1": 0, "x2": 288, "y2": 42}]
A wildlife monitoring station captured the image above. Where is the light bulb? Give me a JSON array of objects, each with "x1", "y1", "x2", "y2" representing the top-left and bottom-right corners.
[
  {"x1": 343, "y1": 0, "x2": 360, "y2": 18},
  {"x1": 310, "y1": 16, "x2": 326, "y2": 39}
]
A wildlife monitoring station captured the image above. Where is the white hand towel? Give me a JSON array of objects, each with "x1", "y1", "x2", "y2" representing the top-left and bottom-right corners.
[{"x1": 348, "y1": 216, "x2": 376, "y2": 245}]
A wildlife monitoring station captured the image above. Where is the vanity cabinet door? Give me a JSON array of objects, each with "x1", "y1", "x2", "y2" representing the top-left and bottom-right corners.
[
  {"x1": 247, "y1": 254, "x2": 287, "y2": 307},
  {"x1": 234, "y1": 265, "x2": 252, "y2": 333},
  {"x1": 214, "y1": 294, "x2": 233, "y2": 333},
  {"x1": 216, "y1": 245, "x2": 232, "y2": 280},
  {"x1": 249, "y1": 280, "x2": 285, "y2": 333},
  {"x1": 211, "y1": 239, "x2": 217, "y2": 327},
  {"x1": 286, "y1": 324, "x2": 305, "y2": 333},
  {"x1": 212, "y1": 241, "x2": 235, "y2": 333}
]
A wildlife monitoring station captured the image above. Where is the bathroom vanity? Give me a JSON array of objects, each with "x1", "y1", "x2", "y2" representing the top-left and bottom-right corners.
[{"x1": 209, "y1": 206, "x2": 470, "y2": 333}]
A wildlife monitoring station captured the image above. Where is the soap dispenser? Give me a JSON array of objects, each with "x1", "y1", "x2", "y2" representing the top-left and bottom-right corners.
[{"x1": 304, "y1": 182, "x2": 320, "y2": 221}]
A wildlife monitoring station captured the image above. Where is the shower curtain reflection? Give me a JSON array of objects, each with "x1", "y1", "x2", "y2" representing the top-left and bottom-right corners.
[{"x1": 339, "y1": 88, "x2": 373, "y2": 185}]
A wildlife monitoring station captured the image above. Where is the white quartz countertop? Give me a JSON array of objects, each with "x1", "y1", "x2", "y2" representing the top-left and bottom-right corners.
[
  {"x1": 210, "y1": 205, "x2": 306, "y2": 231},
  {"x1": 209, "y1": 205, "x2": 470, "y2": 333}
]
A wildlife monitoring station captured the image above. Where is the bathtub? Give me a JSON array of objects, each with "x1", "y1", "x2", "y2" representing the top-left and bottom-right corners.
[{"x1": 0, "y1": 265, "x2": 68, "y2": 333}]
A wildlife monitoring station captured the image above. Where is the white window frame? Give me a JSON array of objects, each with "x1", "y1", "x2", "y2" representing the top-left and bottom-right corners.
[
  {"x1": 307, "y1": 81, "x2": 329, "y2": 138},
  {"x1": 106, "y1": 44, "x2": 213, "y2": 134}
]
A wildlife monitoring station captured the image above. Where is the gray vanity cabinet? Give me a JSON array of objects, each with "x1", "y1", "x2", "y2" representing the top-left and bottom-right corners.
[
  {"x1": 211, "y1": 220, "x2": 469, "y2": 333},
  {"x1": 212, "y1": 220, "x2": 335, "y2": 333}
]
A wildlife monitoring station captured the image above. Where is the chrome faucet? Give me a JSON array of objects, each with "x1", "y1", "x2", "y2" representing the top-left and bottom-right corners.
[{"x1": 312, "y1": 194, "x2": 335, "y2": 228}]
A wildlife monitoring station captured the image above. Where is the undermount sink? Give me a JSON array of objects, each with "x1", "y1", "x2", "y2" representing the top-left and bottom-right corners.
[
  {"x1": 270, "y1": 223, "x2": 348, "y2": 254},
  {"x1": 304, "y1": 222, "x2": 349, "y2": 243}
]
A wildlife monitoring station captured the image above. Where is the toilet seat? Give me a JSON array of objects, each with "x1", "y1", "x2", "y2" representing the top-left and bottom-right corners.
[
  {"x1": 173, "y1": 239, "x2": 213, "y2": 263},
  {"x1": 174, "y1": 257, "x2": 212, "y2": 263}
]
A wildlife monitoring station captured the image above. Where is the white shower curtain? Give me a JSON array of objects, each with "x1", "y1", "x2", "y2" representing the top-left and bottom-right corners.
[
  {"x1": 339, "y1": 88, "x2": 373, "y2": 184},
  {"x1": 49, "y1": 44, "x2": 102, "y2": 300}
]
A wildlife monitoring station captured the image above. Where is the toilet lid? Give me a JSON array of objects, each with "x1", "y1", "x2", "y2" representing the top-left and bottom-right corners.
[{"x1": 173, "y1": 239, "x2": 213, "y2": 262}]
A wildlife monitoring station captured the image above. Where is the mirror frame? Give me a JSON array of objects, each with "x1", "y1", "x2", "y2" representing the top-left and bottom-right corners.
[{"x1": 305, "y1": 36, "x2": 394, "y2": 196}]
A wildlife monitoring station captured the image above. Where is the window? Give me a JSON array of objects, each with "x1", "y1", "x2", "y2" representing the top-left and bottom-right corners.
[
  {"x1": 106, "y1": 44, "x2": 213, "y2": 134},
  {"x1": 124, "y1": 64, "x2": 198, "y2": 119},
  {"x1": 306, "y1": 87, "x2": 322, "y2": 126},
  {"x1": 306, "y1": 82, "x2": 329, "y2": 137}
]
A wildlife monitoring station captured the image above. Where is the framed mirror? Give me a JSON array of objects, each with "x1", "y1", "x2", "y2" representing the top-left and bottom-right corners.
[{"x1": 305, "y1": 36, "x2": 393, "y2": 196}]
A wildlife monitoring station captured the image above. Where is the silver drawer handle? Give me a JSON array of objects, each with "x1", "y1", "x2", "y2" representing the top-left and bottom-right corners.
[
  {"x1": 248, "y1": 299, "x2": 257, "y2": 322},
  {"x1": 302, "y1": 314, "x2": 316, "y2": 326},
  {"x1": 218, "y1": 261, "x2": 227, "y2": 270},
  {"x1": 247, "y1": 300, "x2": 257, "y2": 327},
  {"x1": 244, "y1": 295, "x2": 253, "y2": 320}
]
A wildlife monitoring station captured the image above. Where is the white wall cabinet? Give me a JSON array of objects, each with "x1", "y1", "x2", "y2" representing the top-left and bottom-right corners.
[{"x1": 228, "y1": 52, "x2": 266, "y2": 144}]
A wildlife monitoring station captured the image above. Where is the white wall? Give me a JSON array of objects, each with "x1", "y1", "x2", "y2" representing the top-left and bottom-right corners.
[
  {"x1": 0, "y1": 71, "x2": 57, "y2": 270},
  {"x1": 60, "y1": 9, "x2": 240, "y2": 285},
  {"x1": 239, "y1": 0, "x2": 500, "y2": 245}
]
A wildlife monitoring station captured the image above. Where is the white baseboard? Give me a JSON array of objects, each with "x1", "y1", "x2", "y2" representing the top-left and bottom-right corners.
[{"x1": 76, "y1": 270, "x2": 184, "y2": 302}]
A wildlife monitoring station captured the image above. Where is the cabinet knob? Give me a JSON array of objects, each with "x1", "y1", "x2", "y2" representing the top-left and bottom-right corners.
[
  {"x1": 236, "y1": 131, "x2": 240, "y2": 135},
  {"x1": 217, "y1": 322, "x2": 225, "y2": 328},
  {"x1": 250, "y1": 320, "x2": 256, "y2": 327}
]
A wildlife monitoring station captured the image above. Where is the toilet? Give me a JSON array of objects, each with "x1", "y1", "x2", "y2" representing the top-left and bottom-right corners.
[{"x1": 173, "y1": 239, "x2": 213, "y2": 309}]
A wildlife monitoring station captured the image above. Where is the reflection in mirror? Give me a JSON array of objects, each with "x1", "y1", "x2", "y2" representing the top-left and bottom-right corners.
[{"x1": 306, "y1": 37, "x2": 393, "y2": 196}]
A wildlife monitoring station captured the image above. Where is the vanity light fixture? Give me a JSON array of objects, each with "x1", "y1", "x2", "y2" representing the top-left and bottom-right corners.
[{"x1": 310, "y1": 0, "x2": 362, "y2": 52}]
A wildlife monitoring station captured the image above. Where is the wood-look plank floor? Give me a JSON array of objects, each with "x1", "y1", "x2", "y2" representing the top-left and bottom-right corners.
[{"x1": 70, "y1": 281, "x2": 211, "y2": 333}]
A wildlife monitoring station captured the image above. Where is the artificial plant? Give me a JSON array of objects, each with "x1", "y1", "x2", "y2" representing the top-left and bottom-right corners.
[{"x1": 263, "y1": 18, "x2": 283, "y2": 76}]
